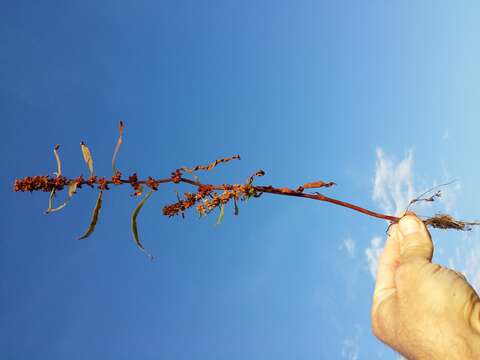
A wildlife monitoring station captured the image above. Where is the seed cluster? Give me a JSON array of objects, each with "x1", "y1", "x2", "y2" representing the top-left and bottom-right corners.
[
  {"x1": 14, "y1": 175, "x2": 67, "y2": 192},
  {"x1": 162, "y1": 184, "x2": 261, "y2": 217}
]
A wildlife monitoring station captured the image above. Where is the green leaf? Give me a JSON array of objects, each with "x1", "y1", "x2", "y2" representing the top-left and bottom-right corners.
[
  {"x1": 78, "y1": 190, "x2": 103, "y2": 240},
  {"x1": 131, "y1": 189, "x2": 155, "y2": 260},
  {"x1": 215, "y1": 203, "x2": 225, "y2": 226},
  {"x1": 111, "y1": 120, "x2": 124, "y2": 174},
  {"x1": 80, "y1": 141, "x2": 94, "y2": 175}
]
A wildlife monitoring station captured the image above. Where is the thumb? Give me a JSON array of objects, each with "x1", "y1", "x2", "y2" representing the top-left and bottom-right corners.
[{"x1": 398, "y1": 214, "x2": 433, "y2": 263}]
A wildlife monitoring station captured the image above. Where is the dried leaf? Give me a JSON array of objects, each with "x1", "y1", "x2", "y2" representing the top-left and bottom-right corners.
[
  {"x1": 246, "y1": 170, "x2": 265, "y2": 185},
  {"x1": 215, "y1": 203, "x2": 225, "y2": 226},
  {"x1": 424, "y1": 214, "x2": 480, "y2": 231},
  {"x1": 181, "y1": 155, "x2": 240, "y2": 173},
  {"x1": 180, "y1": 167, "x2": 200, "y2": 182},
  {"x1": 68, "y1": 182, "x2": 78, "y2": 197},
  {"x1": 45, "y1": 145, "x2": 62, "y2": 214},
  {"x1": 302, "y1": 181, "x2": 336, "y2": 189},
  {"x1": 53, "y1": 144, "x2": 61, "y2": 177},
  {"x1": 45, "y1": 189, "x2": 56, "y2": 214},
  {"x1": 47, "y1": 182, "x2": 79, "y2": 213},
  {"x1": 131, "y1": 189, "x2": 155, "y2": 260},
  {"x1": 132, "y1": 184, "x2": 144, "y2": 197},
  {"x1": 111, "y1": 120, "x2": 124, "y2": 174},
  {"x1": 80, "y1": 141, "x2": 94, "y2": 175},
  {"x1": 78, "y1": 190, "x2": 103, "y2": 240}
]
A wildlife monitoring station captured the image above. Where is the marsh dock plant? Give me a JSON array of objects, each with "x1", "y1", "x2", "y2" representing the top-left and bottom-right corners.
[{"x1": 14, "y1": 122, "x2": 480, "y2": 259}]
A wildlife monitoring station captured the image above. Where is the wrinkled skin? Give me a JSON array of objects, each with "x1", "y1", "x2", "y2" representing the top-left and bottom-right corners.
[{"x1": 371, "y1": 214, "x2": 480, "y2": 359}]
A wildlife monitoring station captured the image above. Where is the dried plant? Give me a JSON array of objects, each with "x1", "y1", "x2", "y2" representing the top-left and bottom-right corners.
[{"x1": 14, "y1": 122, "x2": 480, "y2": 259}]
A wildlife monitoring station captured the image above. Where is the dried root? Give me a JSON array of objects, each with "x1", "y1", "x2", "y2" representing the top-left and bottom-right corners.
[{"x1": 423, "y1": 214, "x2": 480, "y2": 231}]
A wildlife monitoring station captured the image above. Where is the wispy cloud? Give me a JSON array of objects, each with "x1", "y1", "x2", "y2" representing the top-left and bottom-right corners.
[
  {"x1": 373, "y1": 147, "x2": 415, "y2": 216},
  {"x1": 368, "y1": 148, "x2": 479, "y2": 292},
  {"x1": 444, "y1": 232, "x2": 480, "y2": 294},
  {"x1": 341, "y1": 325, "x2": 361, "y2": 360},
  {"x1": 365, "y1": 236, "x2": 382, "y2": 278},
  {"x1": 340, "y1": 237, "x2": 356, "y2": 258},
  {"x1": 368, "y1": 148, "x2": 416, "y2": 279},
  {"x1": 437, "y1": 160, "x2": 461, "y2": 213}
]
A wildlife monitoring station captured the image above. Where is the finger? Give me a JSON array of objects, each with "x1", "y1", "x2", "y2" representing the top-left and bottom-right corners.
[
  {"x1": 398, "y1": 214, "x2": 433, "y2": 263},
  {"x1": 372, "y1": 224, "x2": 400, "y2": 342},
  {"x1": 373, "y1": 224, "x2": 400, "y2": 311}
]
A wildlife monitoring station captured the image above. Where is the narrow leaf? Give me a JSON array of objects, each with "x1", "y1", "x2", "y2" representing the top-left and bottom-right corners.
[
  {"x1": 47, "y1": 182, "x2": 79, "y2": 213},
  {"x1": 53, "y1": 144, "x2": 61, "y2": 176},
  {"x1": 45, "y1": 144, "x2": 61, "y2": 214},
  {"x1": 131, "y1": 189, "x2": 155, "y2": 260},
  {"x1": 111, "y1": 120, "x2": 125, "y2": 174},
  {"x1": 234, "y1": 198, "x2": 239, "y2": 215},
  {"x1": 78, "y1": 190, "x2": 103, "y2": 240},
  {"x1": 181, "y1": 154, "x2": 240, "y2": 173},
  {"x1": 215, "y1": 203, "x2": 225, "y2": 226},
  {"x1": 80, "y1": 141, "x2": 94, "y2": 175},
  {"x1": 302, "y1": 181, "x2": 336, "y2": 189},
  {"x1": 45, "y1": 189, "x2": 56, "y2": 214}
]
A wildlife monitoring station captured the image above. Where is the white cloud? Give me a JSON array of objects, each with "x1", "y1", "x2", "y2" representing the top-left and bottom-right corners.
[
  {"x1": 373, "y1": 148, "x2": 415, "y2": 216},
  {"x1": 436, "y1": 160, "x2": 461, "y2": 213},
  {"x1": 445, "y1": 232, "x2": 480, "y2": 293},
  {"x1": 340, "y1": 237, "x2": 356, "y2": 258},
  {"x1": 365, "y1": 236, "x2": 383, "y2": 279},
  {"x1": 341, "y1": 325, "x2": 361, "y2": 360}
]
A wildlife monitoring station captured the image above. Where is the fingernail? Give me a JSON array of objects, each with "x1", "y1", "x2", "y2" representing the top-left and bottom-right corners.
[{"x1": 399, "y1": 216, "x2": 421, "y2": 235}]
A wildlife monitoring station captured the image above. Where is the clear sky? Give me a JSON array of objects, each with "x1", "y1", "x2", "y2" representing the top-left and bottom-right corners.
[{"x1": 2, "y1": 1, "x2": 480, "y2": 359}]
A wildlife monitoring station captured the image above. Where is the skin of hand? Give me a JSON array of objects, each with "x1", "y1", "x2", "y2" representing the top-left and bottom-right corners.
[{"x1": 371, "y1": 213, "x2": 480, "y2": 359}]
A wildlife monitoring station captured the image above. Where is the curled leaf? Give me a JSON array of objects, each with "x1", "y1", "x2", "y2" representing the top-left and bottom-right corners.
[
  {"x1": 78, "y1": 190, "x2": 103, "y2": 240},
  {"x1": 47, "y1": 182, "x2": 79, "y2": 213},
  {"x1": 80, "y1": 141, "x2": 94, "y2": 175},
  {"x1": 131, "y1": 189, "x2": 155, "y2": 260},
  {"x1": 180, "y1": 167, "x2": 200, "y2": 182},
  {"x1": 246, "y1": 170, "x2": 265, "y2": 185},
  {"x1": 112, "y1": 120, "x2": 125, "y2": 174},
  {"x1": 215, "y1": 203, "x2": 225, "y2": 226},
  {"x1": 45, "y1": 189, "x2": 56, "y2": 214},
  {"x1": 181, "y1": 155, "x2": 240, "y2": 173}
]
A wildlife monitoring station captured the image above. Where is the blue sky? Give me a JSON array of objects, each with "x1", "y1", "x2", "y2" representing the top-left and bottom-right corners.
[{"x1": 2, "y1": 1, "x2": 480, "y2": 359}]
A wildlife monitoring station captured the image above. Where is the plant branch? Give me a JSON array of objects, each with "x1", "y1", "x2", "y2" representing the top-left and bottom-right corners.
[{"x1": 12, "y1": 122, "x2": 480, "y2": 258}]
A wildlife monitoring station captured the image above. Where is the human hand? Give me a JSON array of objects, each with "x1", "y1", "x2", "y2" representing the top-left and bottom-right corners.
[{"x1": 371, "y1": 213, "x2": 480, "y2": 359}]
